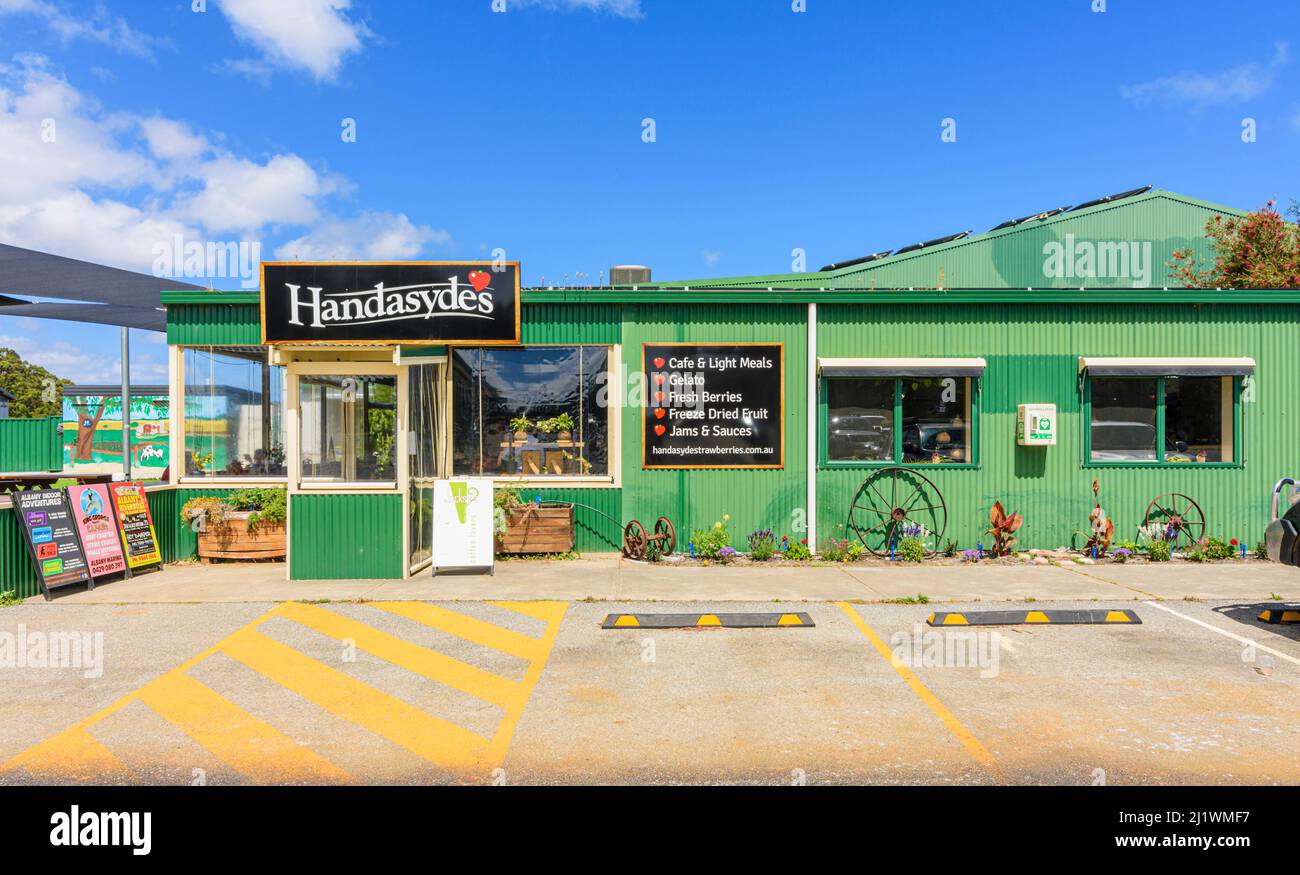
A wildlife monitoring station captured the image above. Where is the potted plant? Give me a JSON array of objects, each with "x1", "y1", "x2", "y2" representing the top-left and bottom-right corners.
[
  {"x1": 541, "y1": 413, "x2": 575, "y2": 443},
  {"x1": 509, "y1": 415, "x2": 532, "y2": 444},
  {"x1": 180, "y1": 487, "x2": 287, "y2": 563}
]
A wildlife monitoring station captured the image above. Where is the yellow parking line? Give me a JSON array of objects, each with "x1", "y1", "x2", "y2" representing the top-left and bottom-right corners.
[
  {"x1": 275, "y1": 601, "x2": 529, "y2": 711},
  {"x1": 487, "y1": 602, "x2": 567, "y2": 752},
  {"x1": 373, "y1": 601, "x2": 545, "y2": 661},
  {"x1": 220, "y1": 628, "x2": 496, "y2": 773},
  {"x1": 836, "y1": 602, "x2": 1003, "y2": 778},
  {"x1": 488, "y1": 600, "x2": 569, "y2": 626},
  {"x1": 137, "y1": 672, "x2": 353, "y2": 785},
  {"x1": 2, "y1": 726, "x2": 130, "y2": 783}
]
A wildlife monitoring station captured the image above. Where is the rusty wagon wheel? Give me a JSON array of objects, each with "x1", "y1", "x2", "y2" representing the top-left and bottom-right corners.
[
  {"x1": 1142, "y1": 493, "x2": 1206, "y2": 550},
  {"x1": 847, "y1": 466, "x2": 947, "y2": 557},
  {"x1": 654, "y1": 516, "x2": 676, "y2": 556},
  {"x1": 622, "y1": 519, "x2": 648, "y2": 559}
]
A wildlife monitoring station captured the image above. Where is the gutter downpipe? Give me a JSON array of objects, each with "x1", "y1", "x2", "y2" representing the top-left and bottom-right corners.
[{"x1": 806, "y1": 303, "x2": 816, "y2": 549}]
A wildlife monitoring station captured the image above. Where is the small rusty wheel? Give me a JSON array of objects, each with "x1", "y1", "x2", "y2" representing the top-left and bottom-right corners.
[
  {"x1": 623, "y1": 519, "x2": 648, "y2": 559},
  {"x1": 654, "y1": 516, "x2": 676, "y2": 555},
  {"x1": 1142, "y1": 492, "x2": 1206, "y2": 549}
]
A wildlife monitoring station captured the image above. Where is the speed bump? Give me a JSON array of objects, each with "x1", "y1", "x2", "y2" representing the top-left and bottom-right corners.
[
  {"x1": 600, "y1": 612, "x2": 814, "y2": 629},
  {"x1": 1257, "y1": 606, "x2": 1300, "y2": 624},
  {"x1": 926, "y1": 609, "x2": 1141, "y2": 627}
]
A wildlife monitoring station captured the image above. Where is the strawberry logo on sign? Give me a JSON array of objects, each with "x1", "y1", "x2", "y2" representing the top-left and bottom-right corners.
[
  {"x1": 654, "y1": 409, "x2": 666, "y2": 420},
  {"x1": 653, "y1": 357, "x2": 666, "y2": 369},
  {"x1": 468, "y1": 270, "x2": 491, "y2": 293},
  {"x1": 653, "y1": 424, "x2": 667, "y2": 437}
]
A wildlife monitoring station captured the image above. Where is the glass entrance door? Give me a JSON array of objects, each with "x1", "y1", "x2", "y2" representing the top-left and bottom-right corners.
[{"x1": 407, "y1": 361, "x2": 447, "y2": 574}]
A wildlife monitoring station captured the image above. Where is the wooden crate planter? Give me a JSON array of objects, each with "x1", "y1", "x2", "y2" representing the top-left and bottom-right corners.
[
  {"x1": 497, "y1": 505, "x2": 575, "y2": 554},
  {"x1": 197, "y1": 512, "x2": 286, "y2": 563}
]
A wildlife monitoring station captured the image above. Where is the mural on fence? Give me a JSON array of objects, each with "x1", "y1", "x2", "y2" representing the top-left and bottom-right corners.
[{"x1": 62, "y1": 389, "x2": 169, "y2": 475}]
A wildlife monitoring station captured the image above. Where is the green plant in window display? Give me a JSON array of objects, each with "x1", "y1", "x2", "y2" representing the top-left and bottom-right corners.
[{"x1": 509, "y1": 415, "x2": 532, "y2": 441}]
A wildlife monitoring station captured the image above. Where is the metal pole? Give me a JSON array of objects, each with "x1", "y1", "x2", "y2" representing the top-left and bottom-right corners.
[{"x1": 120, "y1": 326, "x2": 131, "y2": 479}]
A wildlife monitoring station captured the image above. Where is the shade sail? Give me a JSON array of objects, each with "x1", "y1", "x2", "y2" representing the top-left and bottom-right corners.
[
  {"x1": 1078, "y1": 357, "x2": 1256, "y2": 376},
  {"x1": 818, "y1": 357, "x2": 987, "y2": 377},
  {"x1": 0, "y1": 301, "x2": 165, "y2": 331},
  {"x1": 0, "y1": 242, "x2": 205, "y2": 307}
]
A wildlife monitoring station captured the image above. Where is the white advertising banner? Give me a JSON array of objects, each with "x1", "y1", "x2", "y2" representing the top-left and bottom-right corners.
[{"x1": 430, "y1": 478, "x2": 495, "y2": 574}]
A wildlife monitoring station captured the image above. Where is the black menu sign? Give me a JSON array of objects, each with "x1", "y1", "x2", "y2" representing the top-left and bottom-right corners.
[
  {"x1": 12, "y1": 488, "x2": 92, "y2": 598},
  {"x1": 261, "y1": 262, "x2": 521, "y2": 345},
  {"x1": 643, "y1": 343, "x2": 784, "y2": 469}
]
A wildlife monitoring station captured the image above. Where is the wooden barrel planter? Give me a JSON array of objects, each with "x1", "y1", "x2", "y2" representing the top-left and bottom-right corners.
[
  {"x1": 197, "y1": 512, "x2": 287, "y2": 564},
  {"x1": 497, "y1": 505, "x2": 575, "y2": 554}
]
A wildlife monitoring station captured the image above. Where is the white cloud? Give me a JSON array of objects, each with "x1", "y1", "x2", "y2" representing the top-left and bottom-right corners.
[
  {"x1": 275, "y1": 211, "x2": 450, "y2": 261},
  {"x1": 0, "y1": 0, "x2": 162, "y2": 60},
  {"x1": 139, "y1": 116, "x2": 209, "y2": 161},
  {"x1": 174, "y1": 154, "x2": 339, "y2": 233},
  {"x1": 509, "y1": 0, "x2": 644, "y2": 17},
  {"x1": 702, "y1": 249, "x2": 721, "y2": 266},
  {"x1": 216, "y1": 0, "x2": 370, "y2": 81},
  {"x1": 1121, "y1": 43, "x2": 1289, "y2": 106}
]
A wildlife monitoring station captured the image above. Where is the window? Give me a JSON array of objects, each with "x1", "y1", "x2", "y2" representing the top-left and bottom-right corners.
[
  {"x1": 452, "y1": 346, "x2": 610, "y2": 478},
  {"x1": 823, "y1": 376, "x2": 975, "y2": 466},
  {"x1": 299, "y1": 375, "x2": 398, "y2": 482},
  {"x1": 1087, "y1": 375, "x2": 1235, "y2": 465},
  {"x1": 183, "y1": 346, "x2": 285, "y2": 477}
]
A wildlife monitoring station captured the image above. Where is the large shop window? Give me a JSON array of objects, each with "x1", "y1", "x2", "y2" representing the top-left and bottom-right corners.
[
  {"x1": 299, "y1": 375, "x2": 398, "y2": 483},
  {"x1": 451, "y1": 347, "x2": 610, "y2": 478},
  {"x1": 1087, "y1": 375, "x2": 1238, "y2": 465},
  {"x1": 821, "y1": 365, "x2": 979, "y2": 466},
  {"x1": 183, "y1": 346, "x2": 286, "y2": 477}
]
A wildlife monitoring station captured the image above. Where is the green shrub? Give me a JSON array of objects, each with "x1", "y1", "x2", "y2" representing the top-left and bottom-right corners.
[
  {"x1": 942, "y1": 539, "x2": 959, "y2": 558},
  {"x1": 691, "y1": 515, "x2": 732, "y2": 559},
  {"x1": 1254, "y1": 540, "x2": 1269, "y2": 560},
  {"x1": 820, "y1": 538, "x2": 854, "y2": 562},
  {"x1": 783, "y1": 539, "x2": 812, "y2": 561},
  {"x1": 1185, "y1": 546, "x2": 1207, "y2": 562},
  {"x1": 1203, "y1": 537, "x2": 1234, "y2": 561},
  {"x1": 227, "y1": 487, "x2": 287, "y2": 530},
  {"x1": 1148, "y1": 540, "x2": 1171, "y2": 562},
  {"x1": 748, "y1": 528, "x2": 777, "y2": 561},
  {"x1": 898, "y1": 537, "x2": 925, "y2": 563}
]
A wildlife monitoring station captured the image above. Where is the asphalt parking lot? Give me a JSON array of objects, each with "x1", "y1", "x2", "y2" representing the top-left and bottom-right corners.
[{"x1": 0, "y1": 597, "x2": 1297, "y2": 785}]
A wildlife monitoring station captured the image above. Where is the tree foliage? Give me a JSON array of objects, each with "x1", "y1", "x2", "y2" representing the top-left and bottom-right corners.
[
  {"x1": 1168, "y1": 200, "x2": 1300, "y2": 288},
  {"x1": 0, "y1": 348, "x2": 71, "y2": 418}
]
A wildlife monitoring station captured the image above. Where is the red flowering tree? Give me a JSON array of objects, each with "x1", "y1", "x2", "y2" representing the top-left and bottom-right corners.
[{"x1": 1168, "y1": 200, "x2": 1300, "y2": 288}]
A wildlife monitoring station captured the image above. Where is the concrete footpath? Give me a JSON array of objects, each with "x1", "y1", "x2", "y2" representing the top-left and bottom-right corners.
[{"x1": 30, "y1": 555, "x2": 1300, "y2": 604}]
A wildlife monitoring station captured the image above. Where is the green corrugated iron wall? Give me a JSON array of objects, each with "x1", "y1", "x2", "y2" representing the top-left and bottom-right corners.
[
  {"x1": 166, "y1": 303, "x2": 262, "y2": 345},
  {"x1": 290, "y1": 493, "x2": 403, "y2": 579},
  {"x1": 649, "y1": 191, "x2": 1235, "y2": 291},
  {"x1": 816, "y1": 301, "x2": 1299, "y2": 549},
  {"x1": 619, "y1": 302, "x2": 808, "y2": 548},
  {"x1": 0, "y1": 416, "x2": 63, "y2": 473},
  {"x1": 527, "y1": 487, "x2": 622, "y2": 551},
  {"x1": 0, "y1": 504, "x2": 37, "y2": 597}
]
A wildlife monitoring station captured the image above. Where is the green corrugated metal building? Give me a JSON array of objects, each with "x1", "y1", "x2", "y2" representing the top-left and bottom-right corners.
[{"x1": 6, "y1": 186, "x2": 1295, "y2": 592}]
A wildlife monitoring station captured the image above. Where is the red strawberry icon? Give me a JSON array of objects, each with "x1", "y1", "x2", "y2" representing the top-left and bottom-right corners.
[
  {"x1": 468, "y1": 270, "x2": 491, "y2": 293},
  {"x1": 652, "y1": 357, "x2": 666, "y2": 369},
  {"x1": 654, "y1": 374, "x2": 665, "y2": 385},
  {"x1": 654, "y1": 408, "x2": 666, "y2": 420},
  {"x1": 654, "y1": 391, "x2": 666, "y2": 404},
  {"x1": 653, "y1": 424, "x2": 667, "y2": 437}
]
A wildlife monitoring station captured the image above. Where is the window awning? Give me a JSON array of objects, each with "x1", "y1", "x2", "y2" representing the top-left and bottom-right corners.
[
  {"x1": 818, "y1": 357, "x2": 987, "y2": 378},
  {"x1": 1078, "y1": 357, "x2": 1256, "y2": 377}
]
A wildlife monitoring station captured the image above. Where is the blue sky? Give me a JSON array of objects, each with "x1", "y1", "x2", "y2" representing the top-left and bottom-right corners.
[{"x1": 0, "y1": 0, "x2": 1297, "y2": 383}]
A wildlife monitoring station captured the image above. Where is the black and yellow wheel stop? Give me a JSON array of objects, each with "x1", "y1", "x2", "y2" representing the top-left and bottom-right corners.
[
  {"x1": 1257, "y1": 606, "x2": 1300, "y2": 624},
  {"x1": 926, "y1": 609, "x2": 1141, "y2": 627},
  {"x1": 601, "y1": 612, "x2": 814, "y2": 629}
]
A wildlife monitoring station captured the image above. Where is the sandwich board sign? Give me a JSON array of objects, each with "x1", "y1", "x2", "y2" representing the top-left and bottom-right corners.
[
  {"x1": 107, "y1": 481, "x2": 163, "y2": 573},
  {"x1": 429, "y1": 478, "x2": 494, "y2": 575},
  {"x1": 68, "y1": 483, "x2": 129, "y2": 581},
  {"x1": 12, "y1": 488, "x2": 93, "y2": 599}
]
